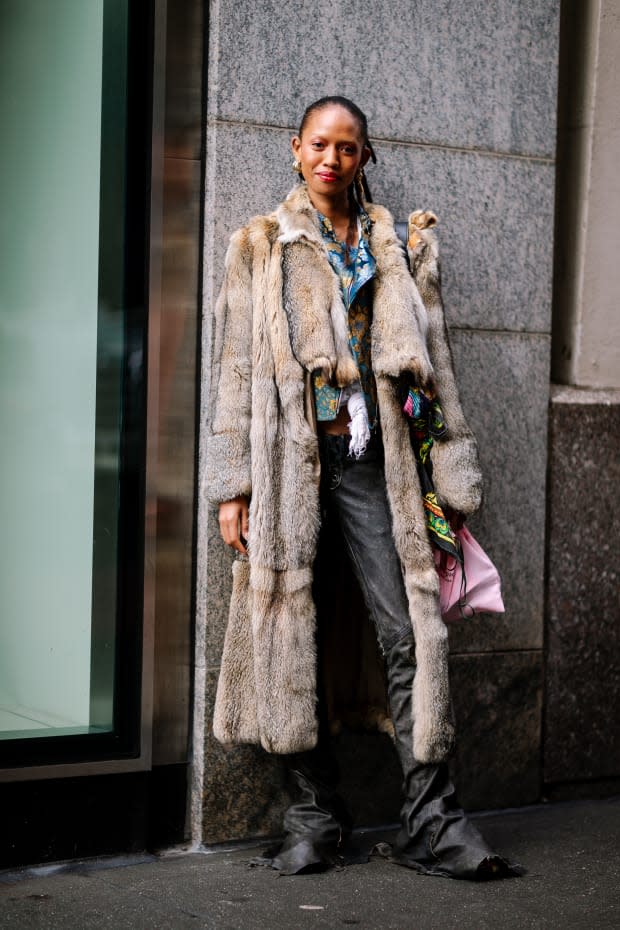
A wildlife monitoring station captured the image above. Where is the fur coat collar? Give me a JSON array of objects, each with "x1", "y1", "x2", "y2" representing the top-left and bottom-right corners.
[{"x1": 206, "y1": 184, "x2": 482, "y2": 763}]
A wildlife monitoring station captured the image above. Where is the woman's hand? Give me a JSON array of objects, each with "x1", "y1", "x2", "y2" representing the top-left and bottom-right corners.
[{"x1": 218, "y1": 496, "x2": 250, "y2": 555}]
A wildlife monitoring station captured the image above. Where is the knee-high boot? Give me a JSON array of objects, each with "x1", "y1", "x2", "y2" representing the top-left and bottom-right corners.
[{"x1": 384, "y1": 632, "x2": 515, "y2": 879}]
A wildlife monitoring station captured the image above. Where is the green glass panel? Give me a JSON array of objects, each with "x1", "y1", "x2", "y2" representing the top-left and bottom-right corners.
[{"x1": 0, "y1": 0, "x2": 129, "y2": 740}]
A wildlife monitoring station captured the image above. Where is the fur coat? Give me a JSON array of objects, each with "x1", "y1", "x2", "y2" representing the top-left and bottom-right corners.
[{"x1": 205, "y1": 184, "x2": 482, "y2": 764}]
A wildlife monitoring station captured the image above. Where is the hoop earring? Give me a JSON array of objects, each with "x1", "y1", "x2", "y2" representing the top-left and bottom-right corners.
[{"x1": 292, "y1": 159, "x2": 302, "y2": 174}]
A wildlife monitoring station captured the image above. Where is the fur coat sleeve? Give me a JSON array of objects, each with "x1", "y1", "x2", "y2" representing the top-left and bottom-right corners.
[
  {"x1": 205, "y1": 228, "x2": 254, "y2": 504},
  {"x1": 406, "y1": 211, "x2": 483, "y2": 516}
]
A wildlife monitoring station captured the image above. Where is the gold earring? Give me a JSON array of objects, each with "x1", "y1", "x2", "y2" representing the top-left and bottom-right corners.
[
  {"x1": 292, "y1": 159, "x2": 302, "y2": 173},
  {"x1": 355, "y1": 167, "x2": 365, "y2": 200}
]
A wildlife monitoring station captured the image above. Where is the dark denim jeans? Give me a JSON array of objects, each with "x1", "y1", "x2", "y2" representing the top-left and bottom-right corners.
[{"x1": 319, "y1": 432, "x2": 412, "y2": 654}]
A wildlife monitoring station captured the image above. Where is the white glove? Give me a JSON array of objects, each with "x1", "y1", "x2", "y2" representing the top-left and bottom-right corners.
[{"x1": 346, "y1": 391, "x2": 371, "y2": 459}]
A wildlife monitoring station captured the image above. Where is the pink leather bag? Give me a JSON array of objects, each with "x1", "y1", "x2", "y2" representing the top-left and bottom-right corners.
[{"x1": 434, "y1": 526, "x2": 505, "y2": 622}]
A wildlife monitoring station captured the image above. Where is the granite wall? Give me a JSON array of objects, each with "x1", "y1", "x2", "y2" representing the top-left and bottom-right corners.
[
  {"x1": 197, "y1": 0, "x2": 560, "y2": 842},
  {"x1": 544, "y1": 388, "x2": 620, "y2": 795}
]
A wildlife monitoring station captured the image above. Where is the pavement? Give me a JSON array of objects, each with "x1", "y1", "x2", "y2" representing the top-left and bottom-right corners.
[{"x1": 0, "y1": 798, "x2": 619, "y2": 930}]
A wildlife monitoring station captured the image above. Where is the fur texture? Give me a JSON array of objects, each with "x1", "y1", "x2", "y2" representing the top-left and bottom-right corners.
[
  {"x1": 206, "y1": 185, "x2": 482, "y2": 763},
  {"x1": 406, "y1": 210, "x2": 483, "y2": 515}
]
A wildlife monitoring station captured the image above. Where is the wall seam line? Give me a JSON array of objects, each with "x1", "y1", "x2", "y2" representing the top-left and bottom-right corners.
[{"x1": 204, "y1": 116, "x2": 555, "y2": 164}]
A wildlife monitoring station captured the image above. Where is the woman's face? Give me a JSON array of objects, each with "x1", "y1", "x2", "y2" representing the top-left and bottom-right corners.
[{"x1": 292, "y1": 105, "x2": 370, "y2": 205}]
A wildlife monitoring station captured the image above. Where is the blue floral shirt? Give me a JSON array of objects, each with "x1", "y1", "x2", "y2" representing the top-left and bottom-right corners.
[{"x1": 313, "y1": 207, "x2": 378, "y2": 425}]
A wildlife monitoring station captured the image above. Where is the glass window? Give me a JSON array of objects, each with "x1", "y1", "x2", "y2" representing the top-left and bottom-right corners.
[{"x1": 0, "y1": 0, "x2": 144, "y2": 756}]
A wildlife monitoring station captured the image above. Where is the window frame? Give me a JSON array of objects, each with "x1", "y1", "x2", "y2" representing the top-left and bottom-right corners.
[{"x1": 0, "y1": 0, "x2": 165, "y2": 781}]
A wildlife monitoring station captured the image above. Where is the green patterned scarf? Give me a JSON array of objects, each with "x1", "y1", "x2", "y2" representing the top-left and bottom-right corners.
[{"x1": 402, "y1": 385, "x2": 461, "y2": 559}]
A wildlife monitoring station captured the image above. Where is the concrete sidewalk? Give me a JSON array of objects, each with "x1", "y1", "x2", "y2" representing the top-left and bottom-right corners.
[{"x1": 1, "y1": 798, "x2": 619, "y2": 930}]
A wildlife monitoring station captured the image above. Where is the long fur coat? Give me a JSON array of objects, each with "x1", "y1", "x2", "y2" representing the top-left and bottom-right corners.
[{"x1": 205, "y1": 184, "x2": 482, "y2": 764}]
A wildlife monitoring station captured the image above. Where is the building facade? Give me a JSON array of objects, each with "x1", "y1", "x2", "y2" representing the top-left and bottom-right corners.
[{"x1": 1, "y1": 0, "x2": 618, "y2": 868}]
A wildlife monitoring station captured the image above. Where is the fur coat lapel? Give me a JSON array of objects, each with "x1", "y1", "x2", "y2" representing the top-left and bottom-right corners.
[
  {"x1": 275, "y1": 186, "x2": 433, "y2": 388},
  {"x1": 207, "y1": 185, "x2": 483, "y2": 763}
]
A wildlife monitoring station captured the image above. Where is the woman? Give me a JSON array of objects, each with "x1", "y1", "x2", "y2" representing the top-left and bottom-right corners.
[{"x1": 206, "y1": 96, "x2": 513, "y2": 879}]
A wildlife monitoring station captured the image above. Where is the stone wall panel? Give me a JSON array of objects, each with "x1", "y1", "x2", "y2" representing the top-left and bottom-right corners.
[
  {"x1": 544, "y1": 390, "x2": 620, "y2": 783},
  {"x1": 208, "y1": 0, "x2": 559, "y2": 157},
  {"x1": 448, "y1": 331, "x2": 550, "y2": 653},
  {"x1": 450, "y1": 650, "x2": 543, "y2": 810}
]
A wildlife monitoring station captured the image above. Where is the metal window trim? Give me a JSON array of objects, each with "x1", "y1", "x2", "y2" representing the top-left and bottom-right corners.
[{"x1": 0, "y1": 0, "x2": 167, "y2": 784}]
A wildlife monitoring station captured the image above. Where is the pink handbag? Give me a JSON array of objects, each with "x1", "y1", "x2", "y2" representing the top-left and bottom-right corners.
[{"x1": 434, "y1": 526, "x2": 505, "y2": 622}]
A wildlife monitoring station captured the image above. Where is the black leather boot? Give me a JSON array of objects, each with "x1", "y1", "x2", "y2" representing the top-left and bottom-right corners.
[
  {"x1": 255, "y1": 741, "x2": 352, "y2": 875},
  {"x1": 384, "y1": 632, "x2": 516, "y2": 879}
]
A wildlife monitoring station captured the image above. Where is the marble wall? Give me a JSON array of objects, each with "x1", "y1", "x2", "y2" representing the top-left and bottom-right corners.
[{"x1": 197, "y1": 0, "x2": 560, "y2": 842}]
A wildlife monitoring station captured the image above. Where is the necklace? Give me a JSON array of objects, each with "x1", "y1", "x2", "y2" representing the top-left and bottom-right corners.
[{"x1": 333, "y1": 211, "x2": 357, "y2": 262}]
